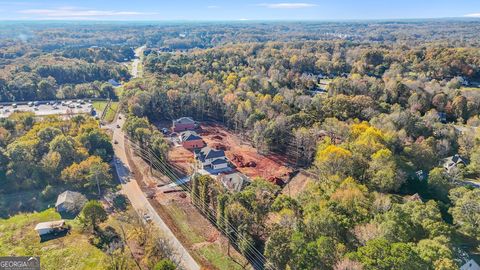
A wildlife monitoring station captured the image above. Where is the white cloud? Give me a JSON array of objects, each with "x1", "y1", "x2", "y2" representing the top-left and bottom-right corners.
[
  {"x1": 464, "y1": 13, "x2": 480, "y2": 17},
  {"x1": 257, "y1": 3, "x2": 317, "y2": 9},
  {"x1": 18, "y1": 7, "x2": 156, "y2": 18},
  {"x1": 207, "y1": 5, "x2": 219, "y2": 9}
]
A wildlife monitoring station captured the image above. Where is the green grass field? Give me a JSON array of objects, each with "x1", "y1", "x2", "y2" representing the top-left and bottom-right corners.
[
  {"x1": 165, "y1": 204, "x2": 248, "y2": 270},
  {"x1": 93, "y1": 101, "x2": 119, "y2": 123},
  {"x1": 0, "y1": 209, "x2": 108, "y2": 270}
]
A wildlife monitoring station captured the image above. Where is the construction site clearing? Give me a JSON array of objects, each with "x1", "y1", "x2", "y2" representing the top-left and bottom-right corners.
[{"x1": 167, "y1": 122, "x2": 293, "y2": 186}]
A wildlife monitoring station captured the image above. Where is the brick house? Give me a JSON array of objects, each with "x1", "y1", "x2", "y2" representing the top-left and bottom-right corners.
[
  {"x1": 180, "y1": 131, "x2": 205, "y2": 150},
  {"x1": 172, "y1": 117, "x2": 196, "y2": 132}
]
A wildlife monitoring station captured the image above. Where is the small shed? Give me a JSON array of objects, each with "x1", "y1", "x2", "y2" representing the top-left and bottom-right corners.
[
  {"x1": 34, "y1": 220, "x2": 66, "y2": 236},
  {"x1": 55, "y1": 191, "x2": 87, "y2": 214}
]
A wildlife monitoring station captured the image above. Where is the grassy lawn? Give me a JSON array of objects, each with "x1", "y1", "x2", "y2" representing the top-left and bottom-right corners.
[
  {"x1": 93, "y1": 101, "x2": 119, "y2": 123},
  {"x1": 0, "y1": 208, "x2": 108, "y2": 270},
  {"x1": 165, "y1": 204, "x2": 247, "y2": 270},
  {"x1": 105, "y1": 102, "x2": 119, "y2": 122},
  {"x1": 93, "y1": 101, "x2": 108, "y2": 114}
]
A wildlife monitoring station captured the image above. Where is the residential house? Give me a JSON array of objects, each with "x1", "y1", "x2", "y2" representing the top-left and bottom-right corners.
[
  {"x1": 217, "y1": 172, "x2": 250, "y2": 192},
  {"x1": 108, "y1": 79, "x2": 121, "y2": 87},
  {"x1": 180, "y1": 131, "x2": 205, "y2": 150},
  {"x1": 34, "y1": 220, "x2": 67, "y2": 236},
  {"x1": 55, "y1": 191, "x2": 87, "y2": 215},
  {"x1": 461, "y1": 259, "x2": 480, "y2": 270},
  {"x1": 442, "y1": 154, "x2": 467, "y2": 173},
  {"x1": 172, "y1": 117, "x2": 196, "y2": 132},
  {"x1": 195, "y1": 146, "x2": 229, "y2": 172}
]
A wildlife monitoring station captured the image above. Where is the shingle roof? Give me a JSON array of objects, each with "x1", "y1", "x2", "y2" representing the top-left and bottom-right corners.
[
  {"x1": 181, "y1": 131, "x2": 202, "y2": 142},
  {"x1": 196, "y1": 146, "x2": 225, "y2": 162},
  {"x1": 211, "y1": 159, "x2": 228, "y2": 165},
  {"x1": 219, "y1": 172, "x2": 250, "y2": 192},
  {"x1": 173, "y1": 117, "x2": 194, "y2": 125},
  {"x1": 55, "y1": 191, "x2": 87, "y2": 208}
]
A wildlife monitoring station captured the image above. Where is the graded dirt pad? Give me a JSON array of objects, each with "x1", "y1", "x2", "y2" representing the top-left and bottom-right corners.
[
  {"x1": 200, "y1": 123, "x2": 292, "y2": 181},
  {"x1": 168, "y1": 145, "x2": 195, "y2": 175}
]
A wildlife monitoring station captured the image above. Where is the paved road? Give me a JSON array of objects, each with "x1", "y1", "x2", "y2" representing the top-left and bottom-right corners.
[
  {"x1": 111, "y1": 114, "x2": 200, "y2": 270},
  {"x1": 131, "y1": 45, "x2": 146, "y2": 78}
]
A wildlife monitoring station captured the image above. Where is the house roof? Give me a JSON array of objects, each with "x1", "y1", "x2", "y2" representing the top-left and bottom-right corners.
[
  {"x1": 196, "y1": 146, "x2": 225, "y2": 162},
  {"x1": 461, "y1": 259, "x2": 480, "y2": 270},
  {"x1": 173, "y1": 117, "x2": 194, "y2": 125},
  {"x1": 211, "y1": 159, "x2": 228, "y2": 165},
  {"x1": 55, "y1": 191, "x2": 87, "y2": 208},
  {"x1": 180, "y1": 131, "x2": 202, "y2": 142},
  {"x1": 443, "y1": 154, "x2": 466, "y2": 167},
  {"x1": 219, "y1": 172, "x2": 250, "y2": 192},
  {"x1": 34, "y1": 220, "x2": 65, "y2": 231}
]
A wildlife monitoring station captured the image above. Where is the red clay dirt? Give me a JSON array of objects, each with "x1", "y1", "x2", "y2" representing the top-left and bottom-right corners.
[
  {"x1": 166, "y1": 122, "x2": 292, "y2": 183},
  {"x1": 199, "y1": 123, "x2": 292, "y2": 181}
]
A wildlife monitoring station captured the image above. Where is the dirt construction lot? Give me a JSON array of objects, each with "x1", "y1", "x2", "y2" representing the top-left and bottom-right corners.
[
  {"x1": 199, "y1": 123, "x2": 292, "y2": 182},
  {"x1": 166, "y1": 122, "x2": 293, "y2": 183}
]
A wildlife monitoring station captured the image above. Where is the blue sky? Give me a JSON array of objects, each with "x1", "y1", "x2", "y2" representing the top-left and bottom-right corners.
[{"x1": 1, "y1": 0, "x2": 480, "y2": 21}]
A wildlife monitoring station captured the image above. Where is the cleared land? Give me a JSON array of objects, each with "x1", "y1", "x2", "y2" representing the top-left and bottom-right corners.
[
  {"x1": 200, "y1": 123, "x2": 292, "y2": 182},
  {"x1": 167, "y1": 123, "x2": 292, "y2": 183}
]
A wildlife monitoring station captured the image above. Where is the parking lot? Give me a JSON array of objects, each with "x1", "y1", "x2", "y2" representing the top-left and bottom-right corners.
[{"x1": 0, "y1": 100, "x2": 95, "y2": 118}]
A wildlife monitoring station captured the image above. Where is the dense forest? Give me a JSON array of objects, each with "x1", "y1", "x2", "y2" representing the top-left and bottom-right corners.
[
  {"x1": 118, "y1": 21, "x2": 480, "y2": 270},
  {"x1": 0, "y1": 112, "x2": 114, "y2": 215},
  {"x1": 1, "y1": 20, "x2": 480, "y2": 269}
]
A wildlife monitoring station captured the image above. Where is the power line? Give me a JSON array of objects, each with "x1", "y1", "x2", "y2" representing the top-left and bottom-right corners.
[
  {"x1": 126, "y1": 139, "x2": 270, "y2": 268},
  {"x1": 125, "y1": 137, "x2": 275, "y2": 269}
]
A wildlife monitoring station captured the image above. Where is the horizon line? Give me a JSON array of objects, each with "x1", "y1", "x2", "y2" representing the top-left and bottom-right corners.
[{"x1": 1, "y1": 17, "x2": 480, "y2": 23}]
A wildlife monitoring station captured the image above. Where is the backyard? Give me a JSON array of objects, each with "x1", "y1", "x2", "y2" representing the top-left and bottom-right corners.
[{"x1": 0, "y1": 209, "x2": 107, "y2": 270}]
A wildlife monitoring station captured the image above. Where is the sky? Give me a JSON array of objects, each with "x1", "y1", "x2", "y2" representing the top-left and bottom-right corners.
[{"x1": 1, "y1": 0, "x2": 480, "y2": 21}]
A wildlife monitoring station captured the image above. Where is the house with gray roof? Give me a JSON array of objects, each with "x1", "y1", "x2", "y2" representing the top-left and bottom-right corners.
[
  {"x1": 442, "y1": 154, "x2": 467, "y2": 173},
  {"x1": 172, "y1": 117, "x2": 196, "y2": 132},
  {"x1": 461, "y1": 259, "x2": 480, "y2": 270},
  {"x1": 195, "y1": 146, "x2": 229, "y2": 172},
  {"x1": 180, "y1": 131, "x2": 205, "y2": 149},
  {"x1": 55, "y1": 191, "x2": 87, "y2": 215},
  {"x1": 217, "y1": 172, "x2": 251, "y2": 192}
]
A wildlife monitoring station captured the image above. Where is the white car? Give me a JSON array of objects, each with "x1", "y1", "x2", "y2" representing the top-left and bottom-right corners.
[{"x1": 143, "y1": 213, "x2": 152, "y2": 223}]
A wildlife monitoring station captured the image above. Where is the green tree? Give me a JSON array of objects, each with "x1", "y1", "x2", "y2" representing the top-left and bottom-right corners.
[
  {"x1": 348, "y1": 238, "x2": 427, "y2": 270},
  {"x1": 153, "y1": 259, "x2": 176, "y2": 270},
  {"x1": 449, "y1": 187, "x2": 480, "y2": 240},
  {"x1": 428, "y1": 167, "x2": 454, "y2": 202},
  {"x1": 265, "y1": 226, "x2": 293, "y2": 270},
  {"x1": 80, "y1": 200, "x2": 107, "y2": 232},
  {"x1": 367, "y1": 149, "x2": 405, "y2": 192}
]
